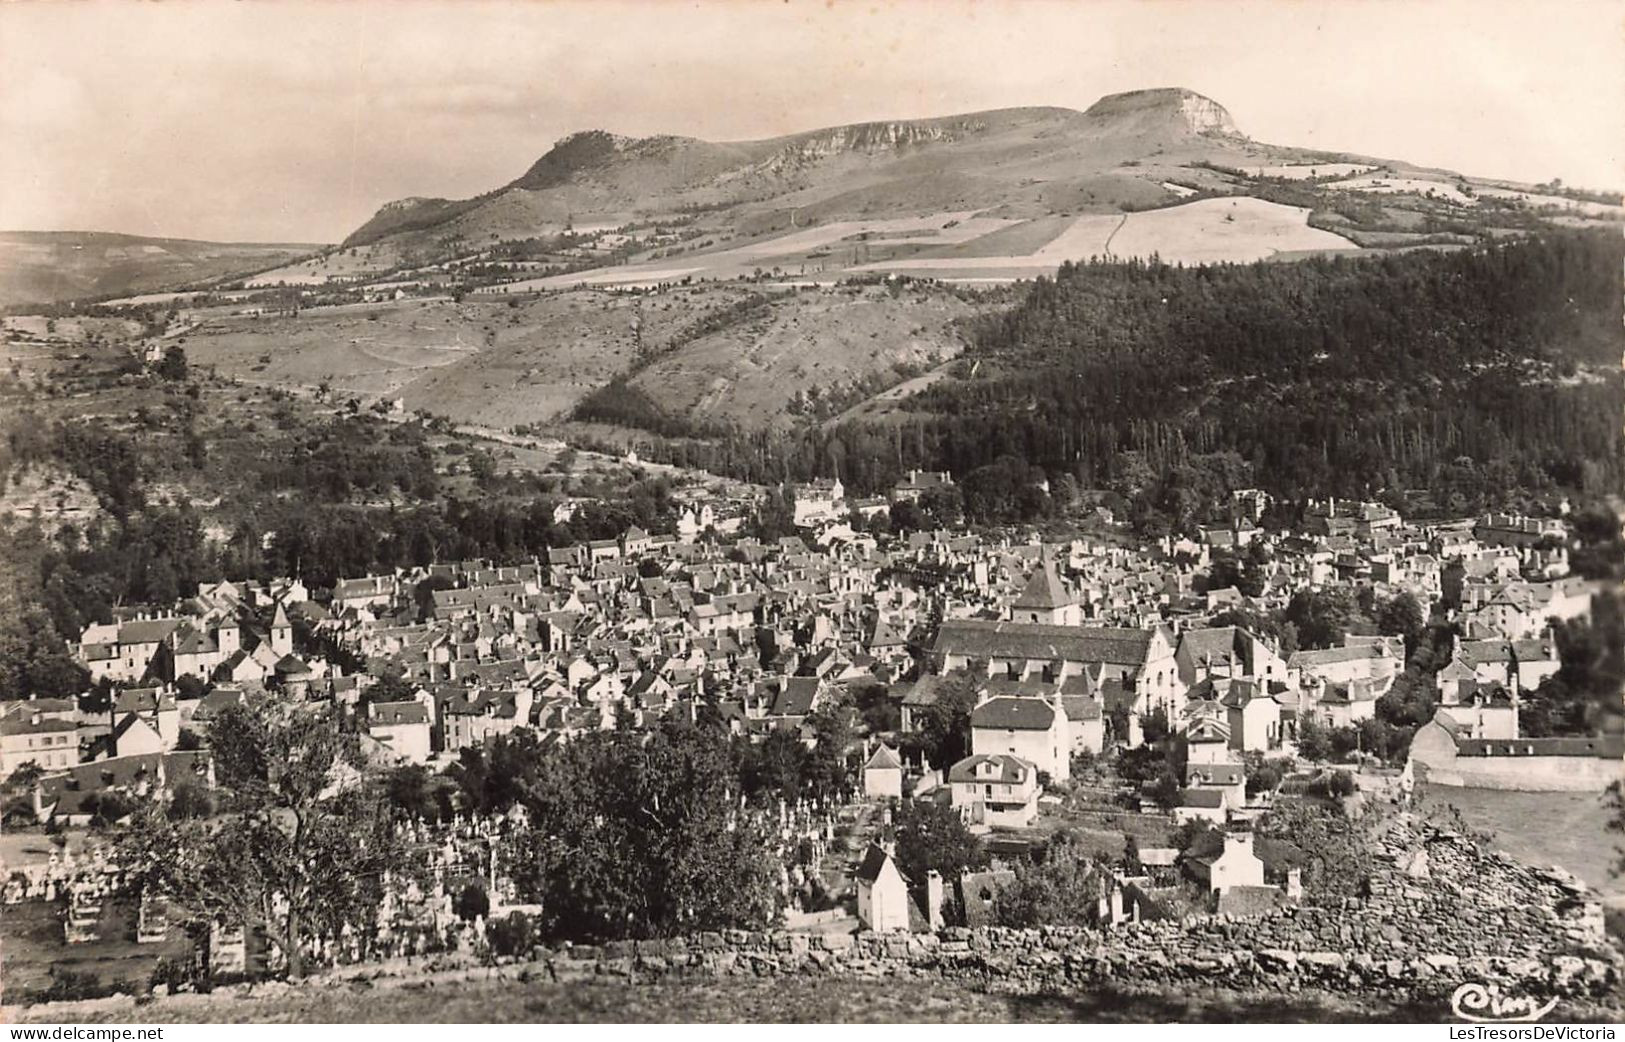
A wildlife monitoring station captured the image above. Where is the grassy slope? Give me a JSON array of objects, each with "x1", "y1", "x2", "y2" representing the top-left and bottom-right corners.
[
  {"x1": 10, "y1": 974, "x2": 1447, "y2": 1024},
  {"x1": 1415, "y1": 784, "x2": 1623, "y2": 900},
  {"x1": 179, "y1": 291, "x2": 700, "y2": 428},
  {"x1": 0, "y1": 233, "x2": 322, "y2": 308},
  {"x1": 176, "y1": 283, "x2": 984, "y2": 434},
  {"x1": 626, "y1": 284, "x2": 976, "y2": 431}
]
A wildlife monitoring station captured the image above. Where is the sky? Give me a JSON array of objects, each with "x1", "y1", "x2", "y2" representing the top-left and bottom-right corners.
[{"x1": 1, "y1": 0, "x2": 1620, "y2": 244}]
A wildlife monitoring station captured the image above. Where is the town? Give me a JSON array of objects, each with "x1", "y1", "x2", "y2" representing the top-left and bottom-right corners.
[
  {"x1": 3, "y1": 463, "x2": 1619, "y2": 1002},
  {"x1": 4, "y1": 4, "x2": 1624, "y2": 1023}
]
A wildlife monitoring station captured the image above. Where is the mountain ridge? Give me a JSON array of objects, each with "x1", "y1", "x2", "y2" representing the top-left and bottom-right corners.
[{"x1": 341, "y1": 89, "x2": 1256, "y2": 249}]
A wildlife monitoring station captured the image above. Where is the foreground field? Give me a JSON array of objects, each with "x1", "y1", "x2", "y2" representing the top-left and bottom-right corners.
[
  {"x1": 9, "y1": 973, "x2": 1455, "y2": 1024},
  {"x1": 1415, "y1": 784, "x2": 1622, "y2": 899}
]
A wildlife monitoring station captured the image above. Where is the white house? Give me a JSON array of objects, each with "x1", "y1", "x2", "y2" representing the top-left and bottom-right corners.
[
  {"x1": 792, "y1": 479, "x2": 845, "y2": 527},
  {"x1": 970, "y1": 696, "x2": 1070, "y2": 782},
  {"x1": 948, "y1": 753, "x2": 1040, "y2": 827},
  {"x1": 1, "y1": 710, "x2": 79, "y2": 777},
  {"x1": 862, "y1": 744, "x2": 904, "y2": 800},
  {"x1": 1188, "y1": 831, "x2": 1265, "y2": 894},
  {"x1": 854, "y1": 843, "x2": 911, "y2": 932},
  {"x1": 368, "y1": 701, "x2": 432, "y2": 764}
]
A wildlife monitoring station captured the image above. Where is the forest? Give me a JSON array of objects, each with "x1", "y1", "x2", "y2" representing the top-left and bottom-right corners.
[{"x1": 622, "y1": 231, "x2": 1624, "y2": 532}]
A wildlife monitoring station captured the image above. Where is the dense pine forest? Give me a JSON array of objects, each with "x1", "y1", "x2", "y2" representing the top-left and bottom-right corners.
[{"x1": 643, "y1": 230, "x2": 1623, "y2": 529}]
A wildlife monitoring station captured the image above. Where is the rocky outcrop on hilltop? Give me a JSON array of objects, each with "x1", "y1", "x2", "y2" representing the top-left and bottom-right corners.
[
  {"x1": 510, "y1": 131, "x2": 699, "y2": 191},
  {"x1": 752, "y1": 118, "x2": 988, "y2": 175},
  {"x1": 1084, "y1": 87, "x2": 1243, "y2": 138}
]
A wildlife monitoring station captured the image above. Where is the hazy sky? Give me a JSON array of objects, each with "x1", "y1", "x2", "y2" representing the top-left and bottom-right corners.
[{"x1": 2, "y1": 0, "x2": 1620, "y2": 243}]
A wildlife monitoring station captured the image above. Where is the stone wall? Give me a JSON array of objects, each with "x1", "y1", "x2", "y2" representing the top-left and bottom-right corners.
[
  {"x1": 538, "y1": 818, "x2": 1619, "y2": 1006},
  {"x1": 19, "y1": 815, "x2": 1621, "y2": 1018},
  {"x1": 1418, "y1": 755, "x2": 1621, "y2": 792}
]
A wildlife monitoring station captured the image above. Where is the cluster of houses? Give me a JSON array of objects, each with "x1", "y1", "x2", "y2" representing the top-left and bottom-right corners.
[{"x1": 1, "y1": 487, "x2": 1606, "y2": 921}]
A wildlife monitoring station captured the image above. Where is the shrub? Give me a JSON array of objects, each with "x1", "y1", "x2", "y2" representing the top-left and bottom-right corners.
[
  {"x1": 455, "y1": 882, "x2": 491, "y2": 922},
  {"x1": 487, "y1": 911, "x2": 538, "y2": 959}
]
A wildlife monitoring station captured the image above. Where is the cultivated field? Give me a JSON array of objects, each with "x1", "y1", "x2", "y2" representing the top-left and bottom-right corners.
[
  {"x1": 851, "y1": 196, "x2": 1357, "y2": 276},
  {"x1": 1246, "y1": 163, "x2": 1376, "y2": 180},
  {"x1": 495, "y1": 212, "x2": 1017, "y2": 290},
  {"x1": 1472, "y1": 187, "x2": 1625, "y2": 218},
  {"x1": 1328, "y1": 176, "x2": 1475, "y2": 206},
  {"x1": 4, "y1": 315, "x2": 145, "y2": 342},
  {"x1": 246, "y1": 242, "x2": 407, "y2": 287},
  {"x1": 1106, "y1": 196, "x2": 1353, "y2": 264}
]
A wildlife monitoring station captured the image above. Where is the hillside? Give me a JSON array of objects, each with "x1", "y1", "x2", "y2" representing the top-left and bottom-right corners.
[
  {"x1": 170, "y1": 280, "x2": 983, "y2": 434},
  {"x1": 335, "y1": 90, "x2": 1283, "y2": 262},
  {"x1": 0, "y1": 231, "x2": 322, "y2": 309},
  {"x1": 634, "y1": 229, "x2": 1625, "y2": 528},
  {"x1": 22, "y1": 88, "x2": 1621, "y2": 471},
  {"x1": 281, "y1": 87, "x2": 1619, "y2": 292}
]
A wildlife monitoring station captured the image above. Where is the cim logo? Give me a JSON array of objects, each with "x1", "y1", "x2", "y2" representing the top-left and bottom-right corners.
[{"x1": 1451, "y1": 982, "x2": 1559, "y2": 1023}]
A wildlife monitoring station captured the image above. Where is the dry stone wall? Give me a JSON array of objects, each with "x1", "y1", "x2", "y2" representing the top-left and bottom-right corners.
[{"x1": 549, "y1": 819, "x2": 1618, "y2": 1006}]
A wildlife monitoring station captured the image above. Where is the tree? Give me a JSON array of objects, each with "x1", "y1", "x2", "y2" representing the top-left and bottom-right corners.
[
  {"x1": 454, "y1": 882, "x2": 490, "y2": 922},
  {"x1": 805, "y1": 704, "x2": 857, "y2": 800},
  {"x1": 156, "y1": 346, "x2": 189, "y2": 382},
  {"x1": 119, "y1": 703, "x2": 404, "y2": 979},
  {"x1": 1296, "y1": 714, "x2": 1334, "y2": 762},
  {"x1": 1376, "y1": 592, "x2": 1426, "y2": 652},
  {"x1": 909, "y1": 672, "x2": 978, "y2": 769},
  {"x1": 1606, "y1": 781, "x2": 1625, "y2": 879},
  {"x1": 364, "y1": 672, "x2": 418, "y2": 708},
  {"x1": 504, "y1": 720, "x2": 781, "y2": 942},
  {"x1": 891, "y1": 799, "x2": 987, "y2": 886},
  {"x1": 739, "y1": 728, "x2": 808, "y2": 802},
  {"x1": 0, "y1": 607, "x2": 90, "y2": 701},
  {"x1": 1286, "y1": 589, "x2": 1363, "y2": 651},
  {"x1": 1257, "y1": 801, "x2": 1370, "y2": 903},
  {"x1": 1245, "y1": 763, "x2": 1283, "y2": 796},
  {"x1": 994, "y1": 831, "x2": 1107, "y2": 927},
  {"x1": 413, "y1": 575, "x2": 455, "y2": 621},
  {"x1": 1140, "y1": 708, "x2": 1172, "y2": 744},
  {"x1": 384, "y1": 763, "x2": 449, "y2": 821},
  {"x1": 853, "y1": 682, "x2": 900, "y2": 734}
]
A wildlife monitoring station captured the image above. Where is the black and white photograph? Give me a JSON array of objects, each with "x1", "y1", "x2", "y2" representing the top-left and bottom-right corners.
[{"x1": 0, "y1": 0, "x2": 1621, "y2": 1027}]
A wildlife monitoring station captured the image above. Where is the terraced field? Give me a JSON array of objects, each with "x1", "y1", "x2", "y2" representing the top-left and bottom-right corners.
[{"x1": 852, "y1": 197, "x2": 1355, "y2": 276}]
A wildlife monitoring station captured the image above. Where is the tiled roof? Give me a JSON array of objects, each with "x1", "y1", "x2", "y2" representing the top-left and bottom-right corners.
[
  {"x1": 948, "y1": 753, "x2": 1032, "y2": 784},
  {"x1": 935, "y1": 620, "x2": 1152, "y2": 666},
  {"x1": 971, "y1": 696, "x2": 1055, "y2": 731}
]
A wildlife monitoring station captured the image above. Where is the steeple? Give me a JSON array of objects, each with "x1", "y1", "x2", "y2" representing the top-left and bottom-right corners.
[
  {"x1": 1011, "y1": 556, "x2": 1079, "y2": 625},
  {"x1": 1014, "y1": 559, "x2": 1071, "y2": 611}
]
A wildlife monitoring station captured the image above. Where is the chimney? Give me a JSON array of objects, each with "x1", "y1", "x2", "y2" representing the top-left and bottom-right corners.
[
  {"x1": 1225, "y1": 830, "x2": 1254, "y2": 857},
  {"x1": 925, "y1": 870, "x2": 945, "y2": 930}
]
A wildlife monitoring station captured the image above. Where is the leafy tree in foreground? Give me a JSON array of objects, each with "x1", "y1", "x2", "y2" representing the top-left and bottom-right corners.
[
  {"x1": 505, "y1": 720, "x2": 782, "y2": 942},
  {"x1": 891, "y1": 798, "x2": 988, "y2": 886},
  {"x1": 994, "y1": 830, "x2": 1108, "y2": 928},
  {"x1": 120, "y1": 703, "x2": 403, "y2": 978}
]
